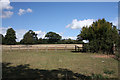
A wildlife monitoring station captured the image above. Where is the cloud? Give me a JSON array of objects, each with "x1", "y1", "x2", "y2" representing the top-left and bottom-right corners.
[
  {"x1": 18, "y1": 9, "x2": 25, "y2": 15},
  {"x1": 18, "y1": 8, "x2": 32, "y2": 15},
  {"x1": 35, "y1": 31, "x2": 46, "y2": 39},
  {"x1": 110, "y1": 17, "x2": 118, "y2": 28},
  {"x1": 2, "y1": 11, "x2": 13, "y2": 18},
  {"x1": 16, "y1": 29, "x2": 28, "y2": 42},
  {"x1": 83, "y1": 40, "x2": 89, "y2": 43},
  {"x1": 0, "y1": 0, "x2": 13, "y2": 10},
  {"x1": 16, "y1": 30, "x2": 45, "y2": 42},
  {"x1": 0, "y1": 0, "x2": 14, "y2": 18},
  {"x1": 57, "y1": 31, "x2": 76, "y2": 40},
  {"x1": 62, "y1": 36, "x2": 77, "y2": 40},
  {"x1": 66, "y1": 19, "x2": 96, "y2": 29},
  {"x1": 27, "y1": 8, "x2": 32, "y2": 13},
  {"x1": 0, "y1": 27, "x2": 11, "y2": 36}
]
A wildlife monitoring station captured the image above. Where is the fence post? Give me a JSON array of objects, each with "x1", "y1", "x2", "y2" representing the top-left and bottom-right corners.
[
  {"x1": 27, "y1": 45, "x2": 29, "y2": 51},
  {"x1": 19, "y1": 46, "x2": 20, "y2": 50},
  {"x1": 40, "y1": 45, "x2": 42, "y2": 51},
  {"x1": 10, "y1": 45, "x2": 12, "y2": 51},
  {"x1": 55, "y1": 46, "x2": 57, "y2": 52},
  {"x1": 65, "y1": 45, "x2": 67, "y2": 51},
  {"x1": 75, "y1": 45, "x2": 76, "y2": 51},
  {"x1": 64, "y1": 46, "x2": 65, "y2": 51},
  {"x1": 46, "y1": 46, "x2": 48, "y2": 52},
  {"x1": 37, "y1": 46, "x2": 38, "y2": 52}
]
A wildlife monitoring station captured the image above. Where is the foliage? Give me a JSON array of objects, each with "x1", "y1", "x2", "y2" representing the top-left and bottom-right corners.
[
  {"x1": 20, "y1": 30, "x2": 38, "y2": 44},
  {"x1": 45, "y1": 32, "x2": 62, "y2": 43},
  {"x1": 78, "y1": 18, "x2": 120, "y2": 54},
  {"x1": 38, "y1": 38, "x2": 48, "y2": 44},
  {"x1": 37, "y1": 38, "x2": 43, "y2": 44},
  {"x1": 91, "y1": 73, "x2": 106, "y2": 79},
  {"x1": 20, "y1": 31, "x2": 81, "y2": 44},
  {"x1": 58, "y1": 38, "x2": 76, "y2": 44},
  {"x1": 37, "y1": 38, "x2": 83, "y2": 44},
  {"x1": 83, "y1": 43, "x2": 90, "y2": 52},
  {"x1": 114, "y1": 36, "x2": 120, "y2": 61},
  {"x1": 4, "y1": 28, "x2": 16, "y2": 45},
  {"x1": 0, "y1": 34, "x2": 2, "y2": 44},
  {"x1": 0, "y1": 34, "x2": 5, "y2": 44},
  {"x1": 104, "y1": 69, "x2": 115, "y2": 75}
]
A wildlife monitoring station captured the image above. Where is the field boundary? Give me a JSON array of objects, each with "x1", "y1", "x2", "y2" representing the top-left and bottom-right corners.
[{"x1": 2, "y1": 44, "x2": 83, "y2": 51}]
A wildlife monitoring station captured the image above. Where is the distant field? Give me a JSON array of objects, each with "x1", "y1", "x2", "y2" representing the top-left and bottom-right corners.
[{"x1": 2, "y1": 50, "x2": 118, "y2": 79}]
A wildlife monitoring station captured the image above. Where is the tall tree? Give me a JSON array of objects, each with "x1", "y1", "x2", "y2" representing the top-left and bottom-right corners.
[
  {"x1": 20, "y1": 30, "x2": 38, "y2": 44},
  {"x1": 5, "y1": 28, "x2": 16, "y2": 45},
  {"x1": 77, "y1": 18, "x2": 119, "y2": 54},
  {"x1": 0, "y1": 34, "x2": 5, "y2": 44},
  {"x1": 45, "y1": 32, "x2": 62, "y2": 43}
]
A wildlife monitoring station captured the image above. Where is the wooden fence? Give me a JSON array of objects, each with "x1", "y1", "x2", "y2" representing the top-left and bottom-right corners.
[{"x1": 2, "y1": 44, "x2": 83, "y2": 51}]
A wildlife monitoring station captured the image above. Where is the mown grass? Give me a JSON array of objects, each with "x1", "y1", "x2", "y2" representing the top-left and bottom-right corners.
[{"x1": 2, "y1": 49, "x2": 118, "y2": 79}]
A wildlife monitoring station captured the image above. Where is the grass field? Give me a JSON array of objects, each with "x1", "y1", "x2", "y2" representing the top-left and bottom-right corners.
[{"x1": 2, "y1": 50, "x2": 118, "y2": 79}]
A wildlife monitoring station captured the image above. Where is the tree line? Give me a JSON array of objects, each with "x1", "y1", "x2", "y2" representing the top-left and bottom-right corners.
[
  {"x1": 0, "y1": 28, "x2": 83, "y2": 45},
  {"x1": 0, "y1": 18, "x2": 120, "y2": 54}
]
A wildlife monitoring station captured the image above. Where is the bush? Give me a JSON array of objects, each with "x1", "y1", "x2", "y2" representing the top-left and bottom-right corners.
[
  {"x1": 91, "y1": 73, "x2": 105, "y2": 79},
  {"x1": 83, "y1": 43, "x2": 89, "y2": 52},
  {"x1": 103, "y1": 69, "x2": 115, "y2": 75}
]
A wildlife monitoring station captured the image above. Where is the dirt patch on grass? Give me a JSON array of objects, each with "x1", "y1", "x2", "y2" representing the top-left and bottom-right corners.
[{"x1": 93, "y1": 55, "x2": 115, "y2": 58}]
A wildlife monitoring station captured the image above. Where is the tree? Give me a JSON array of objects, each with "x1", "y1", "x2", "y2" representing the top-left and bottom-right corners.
[
  {"x1": 0, "y1": 34, "x2": 5, "y2": 44},
  {"x1": 77, "y1": 18, "x2": 119, "y2": 54},
  {"x1": 64, "y1": 38, "x2": 75, "y2": 44},
  {"x1": 5, "y1": 28, "x2": 16, "y2": 45},
  {"x1": 45, "y1": 32, "x2": 62, "y2": 43},
  {"x1": 37, "y1": 38, "x2": 48, "y2": 44},
  {"x1": 20, "y1": 30, "x2": 38, "y2": 44},
  {"x1": 38, "y1": 38, "x2": 43, "y2": 44}
]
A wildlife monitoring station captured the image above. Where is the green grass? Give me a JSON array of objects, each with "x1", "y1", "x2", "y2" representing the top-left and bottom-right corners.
[{"x1": 2, "y1": 50, "x2": 118, "y2": 79}]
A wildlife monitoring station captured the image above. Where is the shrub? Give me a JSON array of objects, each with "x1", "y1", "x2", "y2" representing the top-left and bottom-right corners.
[{"x1": 103, "y1": 69, "x2": 115, "y2": 75}]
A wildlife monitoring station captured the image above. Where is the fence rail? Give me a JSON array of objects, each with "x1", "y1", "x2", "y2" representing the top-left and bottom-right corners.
[{"x1": 2, "y1": 44, "x2": 83, "y2": 51}]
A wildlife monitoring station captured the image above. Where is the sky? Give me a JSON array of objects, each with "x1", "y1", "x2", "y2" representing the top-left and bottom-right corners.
[{"x1": 0, "y1": 0, "x2": 118, "y2": 42}]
